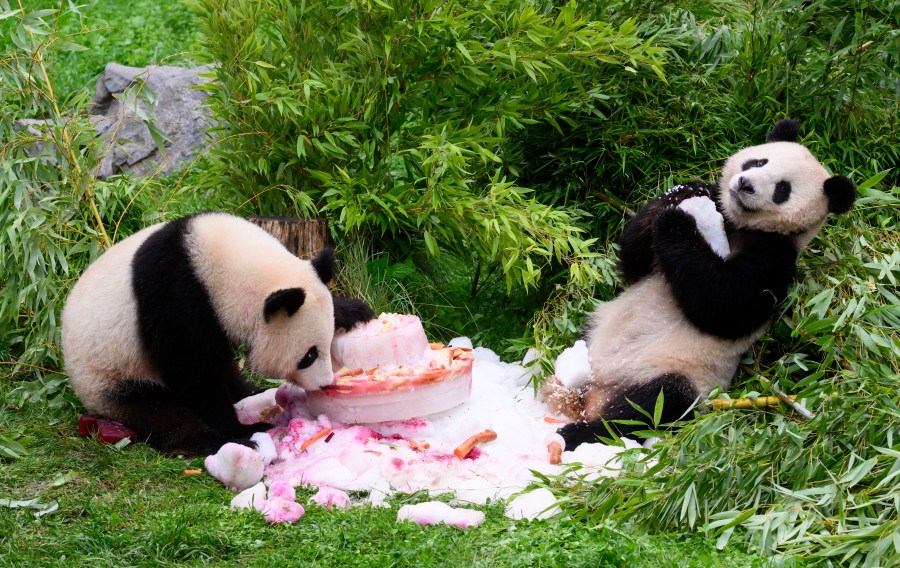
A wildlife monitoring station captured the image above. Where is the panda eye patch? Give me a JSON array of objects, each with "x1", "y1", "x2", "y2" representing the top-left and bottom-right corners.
[
  {"x1": 298, "y1": 346, "x2": 318, "y2": 369},
  {"x1": 741, "y1": 158, "x2": 769, "y2": 171},
  {"x1": 773, "y1": 180, "x2": 792, "y2": 204}
]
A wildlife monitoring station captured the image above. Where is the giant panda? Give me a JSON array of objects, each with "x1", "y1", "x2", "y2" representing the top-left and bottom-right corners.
[
  {"x1": 544, "y1": 119, "x2": 857, "y2": 449},
  {"x1": 61, "y1": 212, "x2": 374, "y2": 456}
]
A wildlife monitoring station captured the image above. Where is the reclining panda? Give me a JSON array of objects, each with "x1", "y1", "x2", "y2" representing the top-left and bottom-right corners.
[
  {"x1": 61, "y1": 212, "x2": 373, "y2": 456},
  {"x1": 544, "y1": 119, "x2": 856, "y2": 449}
]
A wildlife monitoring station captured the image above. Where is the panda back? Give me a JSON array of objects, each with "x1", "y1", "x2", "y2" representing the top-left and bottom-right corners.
[{"x1": 61, "y1": 222, "x2": 167, "y2": 410}]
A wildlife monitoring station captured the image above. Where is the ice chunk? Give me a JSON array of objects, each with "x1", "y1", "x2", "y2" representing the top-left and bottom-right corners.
[
  {"x1": 263, "y1": 499, "x2": 305, "y2": 523},
  {"x1": 250, "y1": 432, "x2": 277, "y2": 465},
  {"x1": 472, "y1": 346, "x2": 500, "y2": 363},
  {"x1": 272, "y1": 382, "x2": 311, "y2": 423},
  {"x1": 205, "y1": 443, "x2": 265, "y2": 491},
  {"x1": 233, "y1": 388, "x2": 278, "y2": 425},
  {"x1": 505, "y1": 488, "x2": 560, "y2": 520},
  {"x1": 397, "y1": 501, "x2": 485, "y2": 528},
  {"x1": 267, "y1": 480, "x2": 296, "y2": 501},
  {"x1": 230, "y1": 482, "x2": 267, "y2": 512},
  {"x1": 448, "y1": 336, "x2": 473, "y2": 349},
  {"x1": 517, "y1": 348, "x2": 541, "y2": 386},
  {"x1": 312, "y1": 487, "x2": 351, "y2": 510},
  {"x1": 554, "y1": 340, "x2": 591, "y2": 389}
]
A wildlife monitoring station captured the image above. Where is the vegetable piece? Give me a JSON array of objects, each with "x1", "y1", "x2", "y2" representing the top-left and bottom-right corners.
[
  {"x1": 335, "y1": 367, "x2": 364, "y2": 378},
  {"x1": 547, "y1": 442, "x2": 563, "y2": 465},
  {"x1": 78, "y1": 415, "x2": 137, "y2": 444},
  {"x1": 300, "y1": 427, "x2": 333, "y2": 451},
  {"x1": 453, "y1": 429, "x2": 497, "y2": 459}
]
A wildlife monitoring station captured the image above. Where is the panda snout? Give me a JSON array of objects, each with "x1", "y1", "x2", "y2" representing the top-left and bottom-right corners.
[{"x1": 737, "y1": 176, "x2": 755, "y2": 194}]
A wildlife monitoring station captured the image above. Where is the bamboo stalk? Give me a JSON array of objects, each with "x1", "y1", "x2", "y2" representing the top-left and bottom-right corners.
[
  {"x1": 759, "y1": 376, "x2": 815, "y2": 420},
  {"x1": 18, "y1": 1, "x2": 112, "y2": 249},
  {"x1": 711, "y1": 396, "x2": 794, "y2": 410}
]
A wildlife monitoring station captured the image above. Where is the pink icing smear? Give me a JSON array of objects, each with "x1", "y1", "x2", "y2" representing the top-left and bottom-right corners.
[{"x1": 215, "y1": 339, "x2": 637, "y2": 525}]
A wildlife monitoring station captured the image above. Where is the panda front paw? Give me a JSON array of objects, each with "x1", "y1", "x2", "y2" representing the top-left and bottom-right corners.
[
  {"x1": 653, "y1": 206, "x2": 699, "y2": 240},
  {"x1": 660, "y1": 181, "x2": 713, "y2": 208},
  {"x1": 678, "y1": 196, "x2": 730, "y2": 258}
]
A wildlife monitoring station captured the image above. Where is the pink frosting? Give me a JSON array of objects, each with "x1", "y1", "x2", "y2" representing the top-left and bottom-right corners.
[
  {"x1": 263, "y1": 499, "x2": 305, "y2": 523},
  {"x1": 267, "y1": 480, "x2": 296, "y2": 501},
  {"x1": 312, "y1": 487, "x2": 351, "y2": 510}
]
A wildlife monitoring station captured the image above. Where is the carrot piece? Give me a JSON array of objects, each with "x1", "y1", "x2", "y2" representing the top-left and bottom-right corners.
[
  {"x1": 183, "y1": 469, "x2": 202, "y2": 475},
  {"x1": 547, "y1": 441, "x2": 563, "y2": 465},
  {"x1": 300, "y1": 427, "x2": 332, "y2": 451},
  {"x1": 336, "y1": 367, "x2": 364, "y2": 378},
  {"x1": 453, "y1": 429, "x2": 497, "y2": 459},
  {"x1": 365, "y1": 368, "x2": 377, "y2": 375},
  {"x1": 543, "y1": 416, "x2": 568, "y2": 424}
]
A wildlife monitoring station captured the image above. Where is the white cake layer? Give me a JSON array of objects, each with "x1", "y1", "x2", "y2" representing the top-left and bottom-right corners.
[
  {"x1": 332, "y1": 313, "x2": 431, "y2": 370},
  {"x1": 307, "y1": 368, "x2": 472, "y2": 423}
]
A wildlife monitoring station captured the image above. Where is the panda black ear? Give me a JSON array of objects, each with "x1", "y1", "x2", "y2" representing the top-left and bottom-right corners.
[
  {"x1": 264, "y1": 288, "x2": 306, "y2": 322},
  {"x1": 824, "y1": 175, "x2": 856, "y2": 214},
  {"x1": 766, "y1": 118, "x2": 801, "y2": 143},
  {"x1": 311, "y1": 246, "x2": 335, "y2": 284}
]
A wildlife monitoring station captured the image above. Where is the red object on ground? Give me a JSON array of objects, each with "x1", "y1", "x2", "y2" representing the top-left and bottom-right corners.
[{"x1": 78, "y1": 415, "x2": 138, "y2": 444}]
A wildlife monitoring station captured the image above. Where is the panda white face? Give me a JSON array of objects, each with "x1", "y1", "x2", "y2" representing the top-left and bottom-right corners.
[
  {"x1": 186, "y1": 214, "x2": 339, "y2": 392},
  {"x1": 719, "y1": 141, "x2": 832, "y2": 240},
  {"x1": 248, "y1": 282, "x2": 336, "y2": 391}
]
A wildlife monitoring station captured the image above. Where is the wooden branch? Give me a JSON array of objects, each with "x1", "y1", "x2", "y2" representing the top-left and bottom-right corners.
[{"x1": 592, "y1": 190, "x2": 636, "y2": 218}]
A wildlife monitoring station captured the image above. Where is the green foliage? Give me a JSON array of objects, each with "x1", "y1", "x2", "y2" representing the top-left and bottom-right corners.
[
  {"x1": 1, "y1": 0, "x2": 898, "y2": 561},
  {"x1": 543, "y1": 176, "x2": 900, "y2": 564},
  {"x1": 0, "y1": 2, "x2": 163, "y2": 370},
  {"x1": 333, "y1": 235, "x2": 421, "y2": 318},
  {"x1": 0, "y1": 0, "x2": 200, "y2": 101},
  {"x1": 0, "y1": 375, "x2": 768, "y2": 567},
  {"x1": 192, "y1": 0, "x2": 667, "y2": 293},
  {"x1": 513, "y1": 0, "x2": 899, "y2": 235}
]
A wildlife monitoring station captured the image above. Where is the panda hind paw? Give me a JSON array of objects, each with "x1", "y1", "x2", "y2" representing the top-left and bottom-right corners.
[{"x1": 557, "y1": 421, "x2": 607, "y2": 451}]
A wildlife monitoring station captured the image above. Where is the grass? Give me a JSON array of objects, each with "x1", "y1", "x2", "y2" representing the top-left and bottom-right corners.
[
  {"x1": 2, "y1": 0, "x2": 897, "y2": 564},
  {"x1": 6, "y1": 0, "x2": 200, "y2": 101},
  {"x1": 0, "y1": 379, "x2": 767, "y2": 567}
]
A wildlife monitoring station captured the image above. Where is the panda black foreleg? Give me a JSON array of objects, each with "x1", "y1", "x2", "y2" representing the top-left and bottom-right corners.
[
  {"x1": 557, "y1": 373, "x2": 699, "y2": 450},
  {"x1": 105, "y1": 381, "x2": 240, "y2": 456},
  {"x1": 163, "y1": 364, "x2": 274, "y2": 441},
  {"x1": 142, "y1": 358, "x2": 271, "y2": 453},
  {"x1": 652, "y1": 206, "x2": 797, "y2": 339},
  {"x1": 618, "y1": 182, "x2": 715, "y2": 285},
  {"x1": 222, "y1": 362, "x2": 265, "y2": 402}
]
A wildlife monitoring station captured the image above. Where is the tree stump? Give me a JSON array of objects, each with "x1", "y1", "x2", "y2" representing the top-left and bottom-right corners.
[{"x1": 247, "y1": 216, "x2": 330, "y2": 260}]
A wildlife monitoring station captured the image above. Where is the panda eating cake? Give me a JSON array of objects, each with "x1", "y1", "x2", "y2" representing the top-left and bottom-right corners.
[
  {"x1": 307, "y1": 313, "x2": 474, "y2": 423},
  {"x1": 61, "y1": 212, "x2": 374, "y2": 456},
  {"x1": 544, "y1": 119, "x2": 857, "y2": 449}
]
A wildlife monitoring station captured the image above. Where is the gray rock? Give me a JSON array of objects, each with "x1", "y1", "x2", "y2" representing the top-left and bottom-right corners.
[{"x1": 89, "y1": 62, "x2": 217, "y2": 179}]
